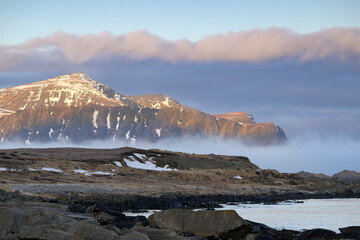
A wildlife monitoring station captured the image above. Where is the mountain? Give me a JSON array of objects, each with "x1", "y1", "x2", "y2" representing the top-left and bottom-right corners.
[{"x1": 0, "y1": 73, "x2": 287, "y2": 145}]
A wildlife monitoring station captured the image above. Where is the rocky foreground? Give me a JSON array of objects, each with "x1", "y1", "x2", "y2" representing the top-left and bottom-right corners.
[
  {"x1": 0, "y1": 147, "x2": 360, "y2": 239},
  {"x1": 1, "y1": 200, "x2": 360, "y2": 240}
]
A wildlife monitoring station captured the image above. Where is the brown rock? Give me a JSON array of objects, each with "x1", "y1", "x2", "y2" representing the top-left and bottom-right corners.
[{"x1": 213, "y1": 112, "x2": 255, "y2": 124}]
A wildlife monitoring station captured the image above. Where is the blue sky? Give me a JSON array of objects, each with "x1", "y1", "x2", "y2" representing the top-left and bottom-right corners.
[
  {"x1": 0, "y1": 0, "x2": 359, "y2": 140},
  {"x1": 1, "y1": 0, "x2": 360, "y2": 44},
  {"x1": 1, "y1": 0, "x2": 360, "y2": 173}
]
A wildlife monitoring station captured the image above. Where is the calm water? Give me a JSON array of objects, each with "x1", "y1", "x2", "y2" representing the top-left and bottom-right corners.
[
  {"x1": 218, "y1": 198, "x2": 360, "y2": 232},
  {"x1": 124, "y1": 198, "x2": 360, "y2": 232}
]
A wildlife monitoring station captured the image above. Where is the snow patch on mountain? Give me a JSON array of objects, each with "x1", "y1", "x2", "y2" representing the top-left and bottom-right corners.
[
  {"x1": 156, "y1": 128, "x2": 161, "y2": 137},
  {"x1": 107, "y1": 112, "x2": 111, "y2": 129},
  {"x1": 116, "y1": 116, "x2": 120, "y2": 131},
  {"x1": 92, "y1": 110, "x2": 99, "y2": 128},
  {"x1": 49, "y1": 128, "x2": 54, "y2": 138}
]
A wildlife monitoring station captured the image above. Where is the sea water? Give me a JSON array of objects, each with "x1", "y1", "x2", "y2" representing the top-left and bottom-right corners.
[
  {"x1": 124, "y1": 198, "x2": 360, "y2": 232},
  {"x1": 218, "y1": 198, "x2": 360, "y2": 232}
]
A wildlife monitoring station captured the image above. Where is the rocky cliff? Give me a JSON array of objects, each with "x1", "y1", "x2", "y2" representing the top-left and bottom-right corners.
[{"x1": 0, "y1": 73, "x2": 287, "y2": 145}]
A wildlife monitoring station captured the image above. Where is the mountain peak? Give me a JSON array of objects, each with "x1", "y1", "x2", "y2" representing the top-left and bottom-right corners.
[
  {"x1": 0, "y1": 73, "x2": 137, "y2": 112},
  {"x1": 213, "y1": 112, "x2": 256, "y2": 124},
  {"x1": 0, "y1": 73, "x2": 288, "y2": 146}
]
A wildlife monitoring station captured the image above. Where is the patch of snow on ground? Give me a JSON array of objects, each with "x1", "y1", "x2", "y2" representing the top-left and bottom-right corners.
[
  {"x1": 85, "y1": 171, "x2": 114, "y2": 176},
  {"x1": 29, "y1": 168, "x2": 38, "y2": 171},
  {"x1": 92, "y1": 110, "x2": 99, "y2": 128},
  {"x1": 134, "y1": 116, "x2": 138, "y2": 122},
  {"x1": 73, "y1": 169, "x2": 114, "y2": 176},
  {"x1": 233, "y1": 176, "x2": 242, "y2": 179},
  {"x1": 126, "y1": 131, "x2": 130, "y2": 140},
  {"x1": 0, "y1": 167, "x2": 7, "y2": 171},
  {"x1": 74, "y1": 169, "x2": 88, "y2": 174},
  {"x1": 114, "y1": 161, "x2": 122, "y2": 167},
  {"x1": 155, "y1": 128, "x2": 161, "y2": 137},
  {"x1": 41, "y1": 167, "x2": 62, "y2": 173},
  {"x1": 123, "y1": 210, "x2": 161, "y2": 218},
  {"x1": 123, "y1": 158, "x2": 176, "y2": 171},
  {"x1": 25, "y1": 139, "x2": 31, "y2": 145}
]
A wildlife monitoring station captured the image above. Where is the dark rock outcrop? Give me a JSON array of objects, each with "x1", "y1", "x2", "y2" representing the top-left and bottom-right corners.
[
  {"x1": 148, "y1": 209, "x2": 252, "y2": 239},
  {"x1": 0, "y1": 201, "x2": 121, "y2": 240}
]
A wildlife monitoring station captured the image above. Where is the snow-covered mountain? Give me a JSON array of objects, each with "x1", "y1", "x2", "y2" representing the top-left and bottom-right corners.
[{"x1": 0, "y1": 73, "x2": 287, "y2": 145}]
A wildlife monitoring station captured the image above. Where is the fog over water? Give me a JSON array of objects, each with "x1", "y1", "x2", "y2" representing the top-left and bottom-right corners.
[{"x1": 1, "y1": 135, "x2": 359, "y2": 175}]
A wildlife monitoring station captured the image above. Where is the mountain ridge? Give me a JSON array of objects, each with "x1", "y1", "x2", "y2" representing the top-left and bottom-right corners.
[{"x1": 0, "y1": 73, "x2": 287, "y2": 145}]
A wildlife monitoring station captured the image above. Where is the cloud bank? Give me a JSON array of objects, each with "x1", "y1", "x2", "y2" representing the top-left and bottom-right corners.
[
  {"x1": 1, "y1": 27, "x2": 360, "y2": 71},
  {"x1": 1, "y1": 136, "x2": 359, "y2": 175}
]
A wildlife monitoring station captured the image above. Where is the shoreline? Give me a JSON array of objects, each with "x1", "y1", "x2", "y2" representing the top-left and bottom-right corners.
[
  {"x1": 0, "y1": 197, "x2": 359, "y2": 240},
  {"x1": 1, "y1": 188, "x2": 359, "y2": 212}
]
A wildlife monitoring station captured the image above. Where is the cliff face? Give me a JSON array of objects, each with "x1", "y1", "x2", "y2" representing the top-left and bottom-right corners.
[{"x1": 0, "y1": 73, "x2": 287, "y2": 145}]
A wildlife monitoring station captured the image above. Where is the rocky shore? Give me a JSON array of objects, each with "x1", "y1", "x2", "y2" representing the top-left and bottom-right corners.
[
  {"x1": 1, "y1": 188, "x2": 359, "y2": 213},
  {"x1": 1, "y1": 199, "x2": 360, "y2": 240},
  {"x1": 1, "y1": 147, "x2": 359, "y2": 239}
]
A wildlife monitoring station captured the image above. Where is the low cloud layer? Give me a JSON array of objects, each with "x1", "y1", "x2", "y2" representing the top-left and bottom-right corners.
[
  {"x1": 1, "y1": 27, "x2": 360, "y2": 71},
  {"x1": 0, "y1": 28, "x2": 359, "y2": 143},
  {"x1": 1, "y1": 136, "x2": 359, "y2": 175}
]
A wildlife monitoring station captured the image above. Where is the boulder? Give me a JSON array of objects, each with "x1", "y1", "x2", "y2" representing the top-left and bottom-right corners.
[
  {"x1": 0, "y1": 232, "x2": 19, "y2": 240},
  {"x1": 0, "y1": 202, "x2": 76, "y2": 234},
  {"x1": 337, "y1": 226, "x2": 360, "y2": 239},
  {"x1": 131, "y1": 226, "x2": 194, "y2": 240},
  {"x1": 148, "y1": 209, "x2": 252, "y2": 239},
  {"x1": 70, "y1": 221, "x2": 120, "y2": 240},
  {"x1": 122, "y1": 231, "x2": 150, "y2": 240},
  {"x1": 113, "y1": 215, "x2": 148, "y2": 229},
  {"x1": 0, "y1": 208, "x2": 14, "y2": 232},
  {"x1": 19, "y1": 226, "x2": 80, "y2": 240},
  {"x1": 339, "y1": 226, "x2": 360, "y2": 234},
  {"x1": 95, "y1": 212, "x2": 115, "y2": 225},
  {"x1": 243, "y1": 233, "x2": 266, "y2": 240},
  {"x1": 299, "y1": 228, "x2": 336, "y2": 238}
]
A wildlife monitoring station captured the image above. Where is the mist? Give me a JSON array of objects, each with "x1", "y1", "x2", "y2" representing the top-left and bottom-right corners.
[{"x1": 1, "y1": 135, "x2": 359, "y2": 175}]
